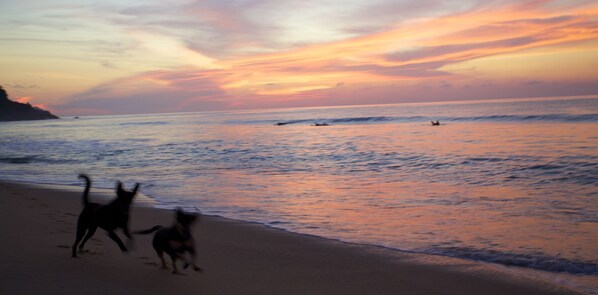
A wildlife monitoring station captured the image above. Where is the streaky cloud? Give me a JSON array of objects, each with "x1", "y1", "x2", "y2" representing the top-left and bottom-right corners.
[{"x1": 4, "y1": 0, "x2": 596, "y2": 115}]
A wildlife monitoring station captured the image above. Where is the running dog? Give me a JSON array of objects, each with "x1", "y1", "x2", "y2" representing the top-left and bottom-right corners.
[
  {"x1": 135, "y1": 208, "x2": 203, "y2": 274},
  {"x1": 72, "y1": 174, "x2": 139, "y2": 257}
]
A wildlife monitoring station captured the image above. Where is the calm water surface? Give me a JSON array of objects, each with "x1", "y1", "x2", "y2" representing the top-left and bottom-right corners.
[{"x1": 1, "y1": 98, "x2": 597, "y2": 292}]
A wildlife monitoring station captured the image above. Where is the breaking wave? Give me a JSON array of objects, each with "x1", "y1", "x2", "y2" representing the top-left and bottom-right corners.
[
  {"x1": 235, "y1": 113, "x2": 598, "y2": 126},
  {"x1": 426, "y1": 246, "x2": 598, "y2": 275}
]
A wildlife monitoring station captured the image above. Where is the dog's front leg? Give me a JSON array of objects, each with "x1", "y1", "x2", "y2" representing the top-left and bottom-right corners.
[
  {"x1": 107, "y1": 231, "x2": 128, "y2": 252},
  {"x1": 122, "y1": 225, "x2": 135, "y2": 250},
  {"x1": 122, "y1": 224, "x2": 132, "y2": 239},
  {"x1": 189, "y1": 253, "x2": 202, "y2": 272},
  {"x1": 184, "y1": 241, "x2": 203, "y2": 272}
]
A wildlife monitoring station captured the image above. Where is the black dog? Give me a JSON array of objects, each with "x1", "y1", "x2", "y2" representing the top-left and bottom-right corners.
[
  {"x1": 135, "y1": 209, "x2": 202, "y2": 274},
  {"x1": 72, "y1": 174, "x2": 139, "y2": 257}
]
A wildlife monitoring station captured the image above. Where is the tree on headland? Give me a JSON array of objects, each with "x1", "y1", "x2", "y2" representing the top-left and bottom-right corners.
[
  {"x1": 0, "y1": 85, "x2": 59, "y2": 121},
  {"x1": 0, "y1": 85, "x2": 8, "y2": 101}
]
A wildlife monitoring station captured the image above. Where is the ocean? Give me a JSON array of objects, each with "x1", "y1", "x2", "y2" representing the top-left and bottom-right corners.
[{"x1": 1, "y1": 97, "x2": 597, "y2": 292}]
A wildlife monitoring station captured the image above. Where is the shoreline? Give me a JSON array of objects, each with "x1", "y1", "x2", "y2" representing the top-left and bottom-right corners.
[
  {"x1": 0, "y1": 180, "x2": 582, "y2": 294},
  {"x1": 6, "y1": 180, "x2": 597, "y2": 275}
]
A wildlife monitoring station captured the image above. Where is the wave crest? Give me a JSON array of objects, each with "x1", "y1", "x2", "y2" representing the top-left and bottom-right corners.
[
  {"x1": 251, "y1": 113, "x2": 598, "y2": 126},
  {"x1": 427, "y1": 246, "x2": 598, "y2": 275}
]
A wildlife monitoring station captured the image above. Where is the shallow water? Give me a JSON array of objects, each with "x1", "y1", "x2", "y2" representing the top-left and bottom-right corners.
[{"x1": 1, "y1": 98, "x2": 597, "y2": 292}]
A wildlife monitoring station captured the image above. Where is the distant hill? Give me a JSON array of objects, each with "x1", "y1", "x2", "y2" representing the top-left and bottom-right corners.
[{"x1": 0, "y1": 86, "x2": 59, "y2": 121}]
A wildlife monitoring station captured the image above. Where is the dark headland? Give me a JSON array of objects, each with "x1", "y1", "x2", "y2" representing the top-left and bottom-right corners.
[{"x1": 0, "y1": 85, "x2": 59, "y2": 121}]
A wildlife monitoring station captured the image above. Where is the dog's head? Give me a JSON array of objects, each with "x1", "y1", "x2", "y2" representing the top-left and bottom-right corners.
[
  {"x1": 116, "y1": 181, "x2": 140, "y2": 204},
  {"x1": 175, "y1": 208, "x2": 200, "y2": 228}
]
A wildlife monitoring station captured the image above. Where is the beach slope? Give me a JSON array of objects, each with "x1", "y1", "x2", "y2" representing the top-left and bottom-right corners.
[{"x1": 0, "y1": 181, "x2": 578, "y2": 295}]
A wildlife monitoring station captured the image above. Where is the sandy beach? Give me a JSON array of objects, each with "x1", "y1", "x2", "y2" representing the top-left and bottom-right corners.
[{"x1": 0, "y1": 181, "x2": 579, "y2": 295}]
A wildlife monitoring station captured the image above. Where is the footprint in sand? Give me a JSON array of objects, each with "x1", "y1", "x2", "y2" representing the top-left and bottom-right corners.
[{"x1": 79, "y1": 249, "x2": 106, "y2": 255}]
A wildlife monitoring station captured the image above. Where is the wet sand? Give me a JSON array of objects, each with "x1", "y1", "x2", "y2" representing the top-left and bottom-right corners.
[{"x1": 0, "y1": 181, "x2": 579, "y2": 295}]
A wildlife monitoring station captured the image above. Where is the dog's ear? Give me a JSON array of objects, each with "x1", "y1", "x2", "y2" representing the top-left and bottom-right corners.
[
  {"x1": 132, "y1": 183, "x2": 140, "y2": 194},
  {"x1": 116, "y1": 181, "x2": 123, "y2": 193}
]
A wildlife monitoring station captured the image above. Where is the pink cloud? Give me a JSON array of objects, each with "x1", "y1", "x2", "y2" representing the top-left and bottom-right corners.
[{"x1": 52, "y1": 0, "x2": 598, "y2": 115}]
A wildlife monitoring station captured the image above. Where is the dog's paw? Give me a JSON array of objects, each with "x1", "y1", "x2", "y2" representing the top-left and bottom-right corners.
[
  {"x1": 193, "y1": 266, "x2": 203, "y2": 272},
  {"x1": 183, "y1": 262, "x2": 189, "y2": 269}
]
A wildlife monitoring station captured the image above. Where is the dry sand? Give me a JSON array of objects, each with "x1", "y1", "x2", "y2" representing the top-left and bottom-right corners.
[{"x1": 0, "y1": 181, "x2": 579, "y2": 295}]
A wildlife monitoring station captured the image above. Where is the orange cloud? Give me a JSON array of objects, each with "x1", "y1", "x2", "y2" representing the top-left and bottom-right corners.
[
  {"x1": 14, "y1": 96, "x2": 53, "y2": 113},
  {"x1": 216, "y1": 6, "x2": 590, "y2": 99},
  {"x1": 15, "y1": 96, "x2": 32, "y2": 103}
]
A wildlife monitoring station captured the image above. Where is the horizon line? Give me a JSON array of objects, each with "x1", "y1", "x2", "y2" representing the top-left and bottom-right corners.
[{"x1": 58, "y1": 94, "x2": 598, "y2": 118}]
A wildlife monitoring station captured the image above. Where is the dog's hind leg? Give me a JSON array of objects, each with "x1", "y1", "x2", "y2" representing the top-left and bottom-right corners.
[
  {"x1": 78, "y1": 226, "x2": 97, "y2": 253},
  {"x1": 72, "y1": 224, "x2": 88, "y2": 257},
  {"x1": 107, "y1": 231, "x2": 128, "y2": 252},
  {"x1": 156, "y1": 250, "x2": 168, "y2": 269},
  {"x1": 169, "y1": 254, "x2": 181, "y2": 274}
]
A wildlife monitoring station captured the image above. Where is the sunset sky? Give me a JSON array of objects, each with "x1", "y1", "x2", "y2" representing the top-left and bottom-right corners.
[{"x1": 1, "y1": 0, "x2": 597, "y2": 116}]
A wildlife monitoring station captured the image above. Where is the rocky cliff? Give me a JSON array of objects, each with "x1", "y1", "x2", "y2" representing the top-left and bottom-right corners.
[{"x1": 0, "y1": 86, "x2": 59, "y2": 121}]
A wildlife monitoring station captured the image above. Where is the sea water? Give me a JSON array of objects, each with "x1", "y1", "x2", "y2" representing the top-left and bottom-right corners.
[{"x1": 1, "y1": 97, "x2": 597, "y2": 292}]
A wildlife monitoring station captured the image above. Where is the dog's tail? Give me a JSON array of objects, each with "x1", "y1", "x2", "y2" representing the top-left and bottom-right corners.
[
  {"x1": 78, "y1": 174, "x2": 91, "y2": 207},
  {"x1": 133, "y1": 225, "x2": 162, "y2": 235}
]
